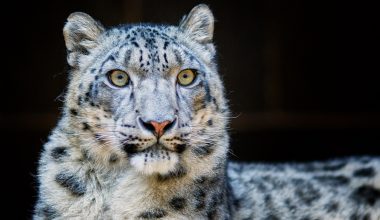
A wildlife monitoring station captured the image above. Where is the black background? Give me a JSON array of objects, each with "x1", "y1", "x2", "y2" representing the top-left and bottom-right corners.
[{"x1": 0, "y1": 1, "x2": 379, "y2": 219}]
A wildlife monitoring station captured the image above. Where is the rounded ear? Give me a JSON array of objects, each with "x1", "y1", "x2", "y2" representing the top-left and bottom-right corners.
[
  {"x1": 179, "y1": 4, "x2": 214, "y2": 44},
  {"x1": 63, "y1": 12, "x2": 105, "y2": 67}
]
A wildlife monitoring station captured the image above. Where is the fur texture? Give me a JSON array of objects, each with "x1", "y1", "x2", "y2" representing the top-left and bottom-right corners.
[{"x1": 35, "y1": 4, "x2": 380, "y2": 219}]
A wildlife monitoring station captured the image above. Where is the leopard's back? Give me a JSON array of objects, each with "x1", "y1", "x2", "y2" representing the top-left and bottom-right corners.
[{"x1": 228, "y1": 157, "x2": 380, "y2": 219}]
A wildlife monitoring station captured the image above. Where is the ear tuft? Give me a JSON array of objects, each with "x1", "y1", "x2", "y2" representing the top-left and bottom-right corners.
[
  {"x1": 63, "y1": 12, "x2": 104, "y2": 67},
  {"x1": 179, "y1": 4, "x2": 214, "y2": 44}
]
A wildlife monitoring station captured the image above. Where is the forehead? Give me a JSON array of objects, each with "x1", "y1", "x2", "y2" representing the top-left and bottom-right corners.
[
  {"x1": 96, "y1": 25, "x2": 202, "y2": 75},
  {"x1": 105, "y1": 25, "x2": 178, "y2": 54}
]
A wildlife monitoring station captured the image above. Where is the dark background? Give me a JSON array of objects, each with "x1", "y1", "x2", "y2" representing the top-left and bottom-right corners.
[{"x1": 0, "y1": 0, "x2": 378, "y2": 219}]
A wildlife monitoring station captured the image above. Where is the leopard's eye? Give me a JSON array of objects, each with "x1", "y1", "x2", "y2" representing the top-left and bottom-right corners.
[
  {"x1": 177, "y1": 69, "x2": 197, "y2": 86},
  {"x1": 107, "y1": 70, "x2": 130, "y2": 87}
]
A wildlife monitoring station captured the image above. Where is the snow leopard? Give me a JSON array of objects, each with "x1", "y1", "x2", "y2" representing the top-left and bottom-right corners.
[{"x1": 34, "y1": 4, "x2": 380, "y2": 220}]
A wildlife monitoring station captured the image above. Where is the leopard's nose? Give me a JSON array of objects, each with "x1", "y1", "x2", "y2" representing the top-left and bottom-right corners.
[{"x1": 138, "y1": 118, "x2": 176, "y2": 138}]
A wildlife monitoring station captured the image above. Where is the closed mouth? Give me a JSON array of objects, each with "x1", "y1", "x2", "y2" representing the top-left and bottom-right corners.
[{"x1": 123, "y1": 143, "x2": 174, "y2": 157}]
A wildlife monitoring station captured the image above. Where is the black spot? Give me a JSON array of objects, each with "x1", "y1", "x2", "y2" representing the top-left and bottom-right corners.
[
  {"x1": 169, "y1": 197, "x2": 186, "y2": 210},
  {"x1": 203, "y1": 81, "x2": 212, "y2": 103},
  {"x1": 353, "y1": 167, "x2": 375, "y2": 178},
  {"x1": 362, "y1": 214, "x2": 370, "y2": 220},
  {"x1": 55, "y1": 172, "x2": 86, "y2": 196},
  {"x1": 325, "y1": 202, "x2": 339, "y2": 213},
  {"x1": 163, "y1": 41, "x2": 169, "y2": 49},
  {"x1": 192, "y1": 143, "x2": 214, "y2": 157},
  {"x1": 322, "y1": 162, "x2": 347, "y2": 171},
  {"x1": 195, "y1": 176, "x2": 207, "y2": 184},
  {"x1": 119, "y1": 132, "x2": 128, "y2": 136},
  {"x1": 109, "y1": 154, "x2": 118, "y2": 163},
  {"x1": 264, "y1": 194, "x2": 272, "y2": 205},
  {"x1": 350, "y1": 213, "x2": 371, "y2": 220},
  {"x1": 209, "y1": 176, "x2": 221, "y2": 185},
  {"x1": 163, "y1": 53, "x2": 168, "y2": 63},
  {"x1": 284, "y1": 198, "x2": 296, "y2": 211},
  {"x1": 359, "y1": 158, "x2": 372, "y2": 164},
  {"x1": 207, "y1": 207, "x2": 218, "y2": 219},
  {"x1": 299, "y1": 161, "x2": 346, "y2": 172},
  {"x1": 77, "y1": 96, "x2": 83, "y2": 106},
  {"x1": 51, "y1": 147, "x2": 68, "y2": 161},
  {"x1": 132, "y1": 41, "x2": 139, "y2": 48},
  {"x1": 313, "y1": 175, "x2": 350, "y2": 186},
  {"x1": 123, "y1": 49, "x2": 132, "y2": 67},
  {"x1": 207, "y1": 119, "x2": 213, "y2": 126},
  {"x1": 94, "y1": 133, "x2": 106, "y2": 143},
  {"x1": 84, "y1": 92, "x2": 91, "y2": 102},
  {"x1": 260, "y1": 175, "x2": 286, "y2": 189},
  {"x1": 138, "y1": 208, "x2": 167, "y2": 219},
  {"x1": 81, "y1": 149, "x2": 91, "y2": 161},
  {"x1": 35, "y1": 202, "x2": 59, "y2": 220},
  {"x1": 212, "y1": 97, "x2": 220, "y2": 111},
  {"x1": 82, "y1": 122, "x2": 91, "y2": 131},
  {"x1": 194, "y1": 188, "x2": 206, "y2": 210},
  {"x1": 70, "y1": 108, "x2": 78, "y2": 116},
  {"x1": 102, "y1": 204, "x2": 110, "y2": 212},
  {"x1": 123, "y1": 144, "x2": 138, "y2": 155},
  {"x1": 88, "y1": 82, "x2": 94, "y2": 94},
  {"x1": 293, "y1": 179, "x2": 321, "y2": 205},
  {"x1": 90, "y1": 68, "x2": 96, "y2": 74},
  {"x1": 103, "y1": 107, "x2": 112, "y2": 113},
  {"x1": 350, "y1": 213, "x2": 359, "y2": 220},
  {"x1": 265, "y1": 214, "x2": 280, "y2": 220},
  {"x1": 175, "y1": 144, "x2": 186, "y2": 153},
  {"x1": 351, "y1": 185, "x2": 380, "y2": 206},
  {"x1": 249, "y1": 178, "x2": 267, "y2": 191},
  {"x1": 173, "y1": 49, "x2": 182, "y2": 64},
  {"x1": 36, "y1": 204, "x2": 59, "y2": 219},
  {"x1": 107, "y1": 55, "x2": 115, "y2": 61}
]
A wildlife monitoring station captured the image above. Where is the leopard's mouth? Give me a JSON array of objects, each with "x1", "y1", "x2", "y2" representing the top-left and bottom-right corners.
[
  {"x1": 127, "y1": 144, "x2": 180, "y2": 175},
  {"x1": 123, "y1": 143, "x2": 176, "y2": 156}
]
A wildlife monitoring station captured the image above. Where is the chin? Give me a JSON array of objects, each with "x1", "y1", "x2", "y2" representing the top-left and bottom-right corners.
[{"x1": 129, "y1": 149, "x2": 179, "y2": 175}]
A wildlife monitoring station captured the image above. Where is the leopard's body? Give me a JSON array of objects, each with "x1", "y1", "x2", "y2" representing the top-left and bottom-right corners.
[{"x1": 35, "y1": 4, "x2": 380, "y2": 220}]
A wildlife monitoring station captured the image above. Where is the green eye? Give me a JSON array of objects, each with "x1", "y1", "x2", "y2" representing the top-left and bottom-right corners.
[
  {"x1": 177, "y1": 69, "x2": 196, "y2": 86},
  {"x1": 107, "y1": 70, "x2": 130, "y2": 87}
]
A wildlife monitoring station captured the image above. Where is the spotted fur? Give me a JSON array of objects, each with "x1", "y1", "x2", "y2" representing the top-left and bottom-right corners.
[
  {"x1": 228, "y1": 158, "x2": 380, "y2": 219},
  {"x1": 35, "y1": 4, "x2": 380, "y2": 219}
]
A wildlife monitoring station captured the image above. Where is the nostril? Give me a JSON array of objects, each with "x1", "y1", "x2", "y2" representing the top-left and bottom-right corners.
[
  {"x1": 139, "y1": 118, "x2": 156, "y2": 133},
  {"x1": 163, "y1": 118, "x2": 176, "y2": 133}
]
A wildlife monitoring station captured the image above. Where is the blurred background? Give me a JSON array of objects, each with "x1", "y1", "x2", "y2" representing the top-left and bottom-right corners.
[{"x1": 0, "y1": 0, "x2": 378, "y2": 218}]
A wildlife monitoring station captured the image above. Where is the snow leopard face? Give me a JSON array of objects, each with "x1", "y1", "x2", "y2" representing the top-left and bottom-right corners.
[{"x1": 63, "y1": 5, "x2": 229, "y2": 176}]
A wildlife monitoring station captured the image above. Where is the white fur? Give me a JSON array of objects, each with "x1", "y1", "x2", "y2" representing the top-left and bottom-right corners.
[{"x1": 130, "y1": 150, "x2": 179, "y2": 175}]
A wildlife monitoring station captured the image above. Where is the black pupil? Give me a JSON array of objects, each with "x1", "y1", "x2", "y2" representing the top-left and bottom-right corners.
[
  {"x1": 183, "y1": 73, "x2": 188, "y2": 78},
  {"x1": 117, "y1": 74, "x2": 124, "y2": 80}
]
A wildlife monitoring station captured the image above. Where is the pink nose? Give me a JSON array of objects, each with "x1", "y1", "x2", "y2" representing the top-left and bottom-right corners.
[{"x1": 149, "y1": 120, "x2": 172, "y2": 137}]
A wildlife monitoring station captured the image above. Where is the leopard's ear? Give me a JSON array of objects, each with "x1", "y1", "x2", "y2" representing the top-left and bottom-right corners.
[
  {"x1": 179, "y1": 4, "x2": 214, "y2": 44},
  {"x1": 63, "y1": 12, "x2": 105, "y2": 67}
]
